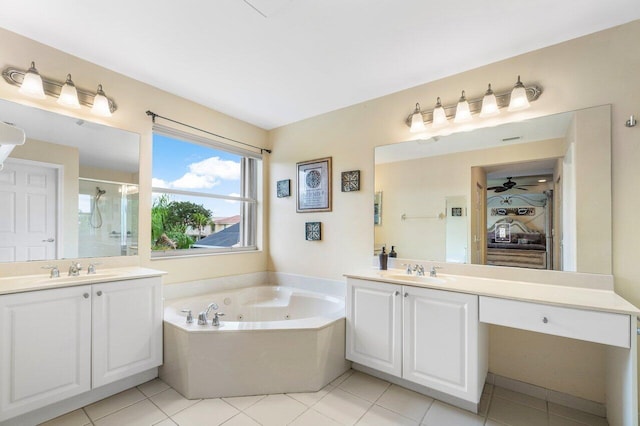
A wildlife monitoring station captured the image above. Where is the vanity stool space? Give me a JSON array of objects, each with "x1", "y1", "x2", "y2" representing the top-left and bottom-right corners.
[
  {"x1": 0, "y1": 267, "x2": 165, "y2": 425},
  {"x1": 345, "y1": 270, "x2": 639, "y2": 426}
]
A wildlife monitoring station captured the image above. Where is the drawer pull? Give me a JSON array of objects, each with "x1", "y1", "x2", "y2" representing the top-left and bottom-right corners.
[
  {"x1": 394, "y1": 291, "x2": 400, "y2": 296},
  {"x1": 97, "y1": 290, "x2": 103, "y2": 296},
  {"x1": 83, "y1": 293, "x2": 89, "y2": 299},
  {"x1": 404, "y1": 292, "x2": 409, "y2": 298},
  {"x1": 542, "y1": 316, "x2": 548, "y2": 324}
]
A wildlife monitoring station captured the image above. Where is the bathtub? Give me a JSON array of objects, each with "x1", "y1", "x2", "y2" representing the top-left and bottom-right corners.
[{"x1": 159, "y1": 285, "x2": 351, "y2": 399}]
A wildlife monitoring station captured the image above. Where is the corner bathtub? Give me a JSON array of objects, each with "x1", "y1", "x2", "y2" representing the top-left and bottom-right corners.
[{"x1": 159, "y1": 286, "x2": 351, "y2": 399}]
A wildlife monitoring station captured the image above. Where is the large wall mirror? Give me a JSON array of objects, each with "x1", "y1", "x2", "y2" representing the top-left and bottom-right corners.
[
  {"x1": 0, "y1": 99, "x2": 140, "y2": 262},
  {"x1": 375, "y1": 104, "x2": 611, "y2": 274}
]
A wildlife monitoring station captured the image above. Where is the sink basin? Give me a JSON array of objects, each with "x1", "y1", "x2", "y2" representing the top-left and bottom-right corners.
[{"x1": 385, "y1": 274, "x2": 447, "y2": 285}]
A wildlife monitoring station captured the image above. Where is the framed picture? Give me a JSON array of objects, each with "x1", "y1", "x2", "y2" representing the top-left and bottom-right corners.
[
  {"x1": 374, "y1": 191, "x2": 382, "y2": 225},
  {"x1": 341, "y1": 170, "x2": 360, "y2": 192},
  {"x1": 277, "y1": 179, "x2": 290, "y2": 198},
  {"x1": 297, "y1": 157, "x2": 332, "y2": 212},
  {"x1": 305, "y1": 222, "x2": 321, "y2": 241}
]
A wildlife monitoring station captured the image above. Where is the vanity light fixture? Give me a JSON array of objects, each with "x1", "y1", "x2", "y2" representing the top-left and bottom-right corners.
[
  {"x1": 57, "y1": 74, "x2": 81, "y2": 109},
  {"x1": 432, "y1": 97, "x2": 449, "y2": 128},
  {"x1": 409, "y1": 103, "x2": 426, "y2": 132},
  {"x1": 479, "y1": 84, "x2": 499, "y2": 117},
  {"x1": 18, "y1": 62, "x2": 45, "y2": 99},
  {"x1": 404, "y1": 76, "x2": 542, "y2": 130},
  {"x1": 2, "y1": 63, "x2": 118, "y2": 116},
  {"x1": 507, "y1": 75, "x2": 530, "y2": 111},
  {"x1": 454, "y1": 91, "x2": 472, "y2": 123}
]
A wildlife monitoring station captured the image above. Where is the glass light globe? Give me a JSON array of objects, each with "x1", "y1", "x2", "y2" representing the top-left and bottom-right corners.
[
  {"x1": 57, "y1": 74, "x2": 81, "y2": 109},
  {"x1": 19, "y1": 62, "x2": 46, "y2": 99}
]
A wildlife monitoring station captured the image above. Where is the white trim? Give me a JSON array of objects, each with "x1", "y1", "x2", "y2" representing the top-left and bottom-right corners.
[{"x1": 152, "y1": 186, "x2": 256, "y2": 203}]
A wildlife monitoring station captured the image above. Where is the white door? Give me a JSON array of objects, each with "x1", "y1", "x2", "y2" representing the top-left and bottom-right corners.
[
  {"x1": 0, "y1": 286, "x2": 91, "y2": 421},
  {"x1": 0, "y1": 160, "x2": 58, "y2": 262},
  {"x1": 403, "y1": 286, "x2": 480, "y2": 403},
  {"x1": 346, "y1": 278, "x2": 402, "y2": 376},
  {"x1": 92, "y1": 277, "x2": 163, "y2": 388}
]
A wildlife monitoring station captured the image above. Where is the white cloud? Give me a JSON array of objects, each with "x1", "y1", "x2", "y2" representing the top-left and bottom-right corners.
[{"x1": 153, "y1": 156, "x2": 240, "y2": 190}]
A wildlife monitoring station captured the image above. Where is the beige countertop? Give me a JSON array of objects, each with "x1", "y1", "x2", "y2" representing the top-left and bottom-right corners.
[
  {"x1": 345, "y1": 268, "x2": 640, "y2": 316},
  {"x1": 0, "y1": 267, "x2": 166, "y2": 295}
]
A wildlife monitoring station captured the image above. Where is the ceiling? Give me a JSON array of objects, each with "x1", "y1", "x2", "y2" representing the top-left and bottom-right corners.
[{"x1": 0, "y1": 1, "x2": 638, "y2": 130}]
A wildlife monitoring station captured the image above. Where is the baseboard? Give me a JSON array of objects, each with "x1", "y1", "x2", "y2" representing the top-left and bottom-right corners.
[{"x1": 486, "y1": 372, "x2": 606, "y2": 418}]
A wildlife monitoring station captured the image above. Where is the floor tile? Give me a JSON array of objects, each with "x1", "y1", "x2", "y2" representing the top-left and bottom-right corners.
[
  {"x1": 138, "y1": 378, "x2": 171, "y2": 397},
  {"x1": 84, "y1": 387, "x2": 147, "y2": 421},
  {"x1": 243, "y1": 394, "x2": 307, "y2": 426},
  {"x1": 330, "y1": 369, "x2": 354, "y2": 387},
  {"x1": 171, "y1": 399, "x2": 239, "y2": 426},
  {"x1": 478, "y1": 391, "x2": 491, "y2": 417},
  {"x1": 149, "y1": 388, "x2": 201, "y2": 416},
  {"x1": 222, "y1": 394, "x2": 267, "y2": 411},
  {"x1": 289, "y1": 409, "x2": 343, "y2": 426},
  {"x1": 493, "y1": 386, "x2": 547, "y2": 411},
  {"x1": 93, "y1": 399, "x2": 167, "y2": 426},
  {"x1": 153, "y1": 419, "x2": 177, "y2": 426},
  {"x1": 421, "y1": 400, "x2": 484, "y2": 426},
  {"x1": 38, "y1": 409, "x2": 91, "y2": 426},
  {"x1": 483, "y1": 383, "x2": 495, "y2": 396},
  {"x1": 488, "y1": 396, "x2": 549, "y2": 426},
  {"x1": 288, "y1": 384, "x2": 333, "y2": 406},
  {"x1": 313, "y1": 388, "x2": 372, "y2": 425},
  {"x1": 338, "y1": 371, "x2": 390, "y2": 402},
  {"x1": 221, "y1": 413, "x2": 262, "y2": 425},
  {"x1": 375, "y1": 384, "x2": 433, "y2": 422},
  {"x1": 356, "y1": 404, "x2": 419, "y2": 426},
  {"x1": 549, "y1": 415, "x2": 587, "y2": 426},
  {"x1": 548, "y1": 403, "x2": 608, "y2": 426}
]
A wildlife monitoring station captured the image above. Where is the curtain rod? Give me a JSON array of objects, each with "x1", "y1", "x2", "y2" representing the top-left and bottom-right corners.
[{"x1": 145, "y1": 110, "x2": 272, "y2": 154}]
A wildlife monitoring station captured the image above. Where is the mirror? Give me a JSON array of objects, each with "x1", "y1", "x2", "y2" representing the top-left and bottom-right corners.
[
  {"x1": 374, "y1": 105, "x2": 611, "y2": 274},
  {"x1": 0, "y1": 99, "x2": 140, "y2": 262}
]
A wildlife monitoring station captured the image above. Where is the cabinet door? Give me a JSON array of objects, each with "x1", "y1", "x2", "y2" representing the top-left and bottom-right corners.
[
  {"x1": 346, "y1": 279, "x2": 402, "y2": 376},
  {"x1": 92, "y1": 277, "x2": 162, "y2": 388},
  {"x1": 403, "y1": 286, "x2": 479, "y2": 402},
  {"x1": 0, "y1": 286, "x2": 91, "y2": 421}
]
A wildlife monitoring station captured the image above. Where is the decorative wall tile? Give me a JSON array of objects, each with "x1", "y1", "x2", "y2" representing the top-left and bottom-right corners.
[
  {"x1": 341, "y1": 170, "x2": 360, "y2": 192},
  {"x1": 277, "y1": 179, "x2": 290, "y2": 198},
  {"x1": 305, "y1": 222, "x2": 321, "y2": 241}
]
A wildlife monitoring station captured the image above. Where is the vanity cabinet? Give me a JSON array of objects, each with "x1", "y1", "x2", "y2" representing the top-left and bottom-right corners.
[
  {"x1": 346, "y1": 278, "x2": 485, "y2": 405},
  {"x1": 0, "y1": 277, "x2": 162, "y2": 421}
]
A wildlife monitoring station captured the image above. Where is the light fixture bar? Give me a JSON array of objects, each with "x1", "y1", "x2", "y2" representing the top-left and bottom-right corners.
[
  {"x1": 2, "y1": 67, "x2": 117, "y2": 113},
  {"x1": 405, "y1": 85, "x2": 541, "y2": 127}
]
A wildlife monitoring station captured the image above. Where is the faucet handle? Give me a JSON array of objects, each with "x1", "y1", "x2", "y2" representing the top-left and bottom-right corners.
[
  {"x1": 87, "y1": 262, "x2": 102, "y2": 274},
  {"x1": 401, "y1": 263, "x2": 413, "y2": 275},
  {"x1": 181, "y1": 309, "x2": 194, "y2": 324},
  {"x1": 41, "y1": 265, "x2": 60, "y2": 278},
  {"x1": 211, "y1": 312, "x2": 225, "y2": 327},
  {"x1": 429, "y1": 266, "x2": 442, "y2": 277}
]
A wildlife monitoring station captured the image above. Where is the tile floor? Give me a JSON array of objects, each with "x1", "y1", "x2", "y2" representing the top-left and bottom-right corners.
[{"x1": 39, "y1": 370, "x2": 608, "y2": 426}]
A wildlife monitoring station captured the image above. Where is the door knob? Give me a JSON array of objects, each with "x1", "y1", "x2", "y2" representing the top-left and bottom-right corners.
[{"x1": 41, "y1": 238, "x2": 55, "y2": 242}]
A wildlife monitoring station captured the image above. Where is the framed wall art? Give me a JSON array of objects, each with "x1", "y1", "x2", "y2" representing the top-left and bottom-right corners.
[
  {"x1": 341, "y1": 170, "x2": 360, "y2": 192},
  {"x1": 297, "y1": 157, "x2": 332, "y2": 212},
  {"x1": 277, "y1": 179, "x2": 291, "y2": 198}
]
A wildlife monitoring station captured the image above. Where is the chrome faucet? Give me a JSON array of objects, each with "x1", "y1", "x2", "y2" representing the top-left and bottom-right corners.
[
  {"x1": 402, "y1": 263, "x2": 413, "y2": 275},
  {"x1": 198, "y1": 302, "x2": 219, "y2": 325},
  {"x1": 42, "y1": 265, "x2": 60, "y2": 278},
  {"x1": 414, "y1": 265, "x2": 425, "y2": 276},
  {"x1": 68, "y1": 262, "x2": 82, "y2": 276},
  {"x1": 211, "y1": 312, "x2": 225, "y2": 327},
  {"x1": 430, "y1": 266, "x2": 442, "y2": 277},
  {"x1": 87, "y1": 263, "x2": 101, "y2": 274}
]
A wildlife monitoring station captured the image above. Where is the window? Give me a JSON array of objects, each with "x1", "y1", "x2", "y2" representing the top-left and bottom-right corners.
[{"x1": 151, "y1": 125, "x2": 261, "y2": 257}]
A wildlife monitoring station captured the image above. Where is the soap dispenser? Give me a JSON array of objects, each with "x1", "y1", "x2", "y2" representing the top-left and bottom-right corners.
[
  {"x1": 389, "y1": 246, "x2": 397, "y2": 258},
  {"x1": 379, "y1": 246, "x2": 388, "y2": 270}
]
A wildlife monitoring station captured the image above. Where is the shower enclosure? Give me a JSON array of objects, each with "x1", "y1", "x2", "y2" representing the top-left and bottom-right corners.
[{"x1": 78, "y1": 178, "x2": 139, "y2": 258}]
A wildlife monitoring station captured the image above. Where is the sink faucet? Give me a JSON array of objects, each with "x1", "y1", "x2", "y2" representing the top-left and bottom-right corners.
[
  {"x1": 68, "y1": 262, "x2": 82, "y2": 276},
  {"x1": 414, "y1": 265, "x2": 425, "y2": 276},
  {"x1": 430, "y1": 266, "x2": 442, "y2": 277}
]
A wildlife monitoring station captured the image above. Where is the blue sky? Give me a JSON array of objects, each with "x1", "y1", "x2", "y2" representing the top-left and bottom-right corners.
[{"x1": 152, "y1": 134, "x2": 243, "y2": 218}]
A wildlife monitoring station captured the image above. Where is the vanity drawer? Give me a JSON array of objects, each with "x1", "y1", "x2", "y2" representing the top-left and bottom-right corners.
[{"x1": 479, "y1": 297, "x2": 630, "y2": 348}]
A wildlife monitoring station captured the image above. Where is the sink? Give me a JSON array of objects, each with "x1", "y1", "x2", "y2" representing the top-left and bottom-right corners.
[{"x1": 384, "y1": 274, "x2": 447, "y2": 285}]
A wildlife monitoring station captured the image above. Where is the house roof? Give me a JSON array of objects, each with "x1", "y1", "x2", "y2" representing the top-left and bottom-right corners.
[
  {"x1": 193, "y1": 223, "x2": 240, "y2": 248},
  {"x1": 213, "y1": 215, "x2": 241, "y2": 225}
]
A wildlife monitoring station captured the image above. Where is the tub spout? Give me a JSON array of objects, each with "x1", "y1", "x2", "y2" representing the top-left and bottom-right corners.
[{"x1": 198, "y1": 302, "x2": 220, "y2": 325}]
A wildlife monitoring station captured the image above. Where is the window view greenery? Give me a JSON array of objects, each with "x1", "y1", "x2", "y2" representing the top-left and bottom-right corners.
[{"x1": 152, "y1": 128, "x2": 260, "y2": 256}]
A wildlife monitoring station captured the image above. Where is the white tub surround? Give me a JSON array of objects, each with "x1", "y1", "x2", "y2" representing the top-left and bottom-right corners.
[
  {"x1": 0, "y1": 267, "x2": 165, "y2": 425},
  {"x1": 161, "y1": 281, "x2": 350, "y2": 399},
  {"x1": 345, "y1": 269, "x2": 639, "y2": 426}
]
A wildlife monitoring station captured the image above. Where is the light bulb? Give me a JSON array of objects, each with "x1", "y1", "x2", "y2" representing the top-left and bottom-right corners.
[
  {"x1": 410, "y1": 103, "x2": 426, "y2": 132},
  {"x1": 480, "y1": 83, "x2": 499, "y2": 117},
  {"x1": 91, "y1": 84, "x2": 112, "y2": 117},
  {"x1": 454, "y1": 91, "x2": 472, "y2": 123},
  {"x1": 432, "y1": 97, "x2": 449, "y2": 128},
  {"x1": 57, "y1": 74, "x2": 81, "y2": 109},
  {"x1": 19, "y1": 61, "x2": 46, "y2": 99},
  {"x1": 508, "y1": 75, "x2": 530, "y2": 111}
]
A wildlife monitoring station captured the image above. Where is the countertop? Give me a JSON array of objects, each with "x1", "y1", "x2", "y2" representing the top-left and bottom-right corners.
[
  {"x1": 0, "y1": 267, "x2": 167, "y2": 295},
  {"x1": 345, "y1": 269, "x2": 640, "y2": 316}
]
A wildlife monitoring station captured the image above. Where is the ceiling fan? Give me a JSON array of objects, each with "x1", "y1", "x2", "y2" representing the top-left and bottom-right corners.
[{"x1": 487, "y1": 177, "x2": 537, "y2": 193}]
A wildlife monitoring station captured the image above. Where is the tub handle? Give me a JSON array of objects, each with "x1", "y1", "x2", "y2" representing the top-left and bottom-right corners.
[
  {"x1": 212, "y1": 312, "x2": 225, "y2": 327},
  {"x1": 181, "y1": 309, "x2": 193, "y2": 324}
]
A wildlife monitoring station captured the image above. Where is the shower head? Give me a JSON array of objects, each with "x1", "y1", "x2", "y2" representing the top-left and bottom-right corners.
[{"x1": 96, "y1": 187, "x2": 106, "y2": 196}]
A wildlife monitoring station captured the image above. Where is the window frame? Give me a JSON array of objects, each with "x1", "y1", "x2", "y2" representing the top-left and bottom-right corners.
[{"x1": 150, "y1": 124, "x2": 261, "y2": 258}]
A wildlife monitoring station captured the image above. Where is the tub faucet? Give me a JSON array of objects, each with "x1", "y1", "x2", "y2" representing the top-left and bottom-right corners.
[{"x1": 198, "y1": 303, "x2": 219, "y2": 325}]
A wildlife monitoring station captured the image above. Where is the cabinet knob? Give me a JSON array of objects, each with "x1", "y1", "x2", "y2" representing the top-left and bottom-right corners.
[
  {"x1": 394, "y1": 291, "x2": 400, "y2": 296},
  {"x1": 96, "y1": 290, "x2": 103, "y2": 296},
  {"x1": 404, "y1": 292, "x2": 409, "y2": 298},
  {"x1": 83, "y1": 293, "x2": 89, "y2": 299},
  {"x1": 542, "y1": 316, "x2": 548, "y2": 324}
]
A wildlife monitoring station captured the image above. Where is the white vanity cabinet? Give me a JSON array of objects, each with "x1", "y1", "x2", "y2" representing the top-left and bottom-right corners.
[
  {"x1": 0, "y1": 275, "x2": 163, "y2": 422},
  {"x1": 346, "y1": 278, "x2": 485, "y2": 406}
]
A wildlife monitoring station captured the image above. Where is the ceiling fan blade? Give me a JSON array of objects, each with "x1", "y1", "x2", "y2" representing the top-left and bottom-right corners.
[
  {"x1": 515, "y1": 187, "x2": 529, "y2": 191},
  {"x1": 493, "y1": 187, "x2": 507, "y2": 193}
]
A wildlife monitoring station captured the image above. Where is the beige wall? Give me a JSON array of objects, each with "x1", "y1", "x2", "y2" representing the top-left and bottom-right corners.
[
  {"x1": 0, "y1": 27, "x2": 270, "y2": 282},
  {"x1": 269, "y1": 21, "x2": 640, "y2": 402}
]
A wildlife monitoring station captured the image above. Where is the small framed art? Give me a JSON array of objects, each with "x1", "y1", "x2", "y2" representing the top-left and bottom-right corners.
[
  {"x1": 341, "y1": 170, "x2": 360, "y2": 192},
  {"x1": 305, "y1": 222, "x2": 321, "y2": 241},
  {"x1": 277, "y1": 179, "x2": 290, "y2": 198},
  {"x1": 297, "y1": 157, "x2": 332, "y2": 213}
]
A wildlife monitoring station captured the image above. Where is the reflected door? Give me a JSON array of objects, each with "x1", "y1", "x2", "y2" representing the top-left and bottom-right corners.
[{"x1": 0, "y1": 161, "x2": 58, "y2": 262}]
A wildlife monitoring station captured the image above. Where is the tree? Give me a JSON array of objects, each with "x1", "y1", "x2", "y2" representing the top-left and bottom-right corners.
[
  {"x1": 166, "y1": 202, "x2": 212, "y2": 230},
  {"x1": 192, "y1": 212, "x2": 210, "y2": 239}
]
